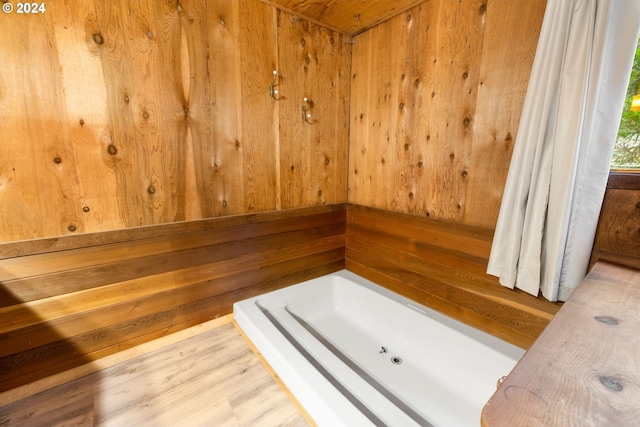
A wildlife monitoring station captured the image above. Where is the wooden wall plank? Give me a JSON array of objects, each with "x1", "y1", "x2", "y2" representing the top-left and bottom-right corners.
[
  {"x1": 0, "y1": 204, "x2": 344, "y2": 259},
  {"x1": 0, "y1": 222, "x2": 344, "y2": 308},
  {"x1": 0, "y1": 11, "x2": 80, "y2": 240},
  {"x1": 239, "y1": 0, "x2": 280, "y2": 212},
  {"x1": 423, "y1": 0, "x2": 486, "y2": 221},
  {"x1": 347, "y1": 27, "x2": 374, "y2": 205},
  {"x1": 91, "y1": 0, "x2": 147, "y2": 229},
  {"x1": 277, "y1": 12, "x2": 351, "y2": 208},
  {"x1": 465, "y1": 0, "x2": 546, "y2": 228}
]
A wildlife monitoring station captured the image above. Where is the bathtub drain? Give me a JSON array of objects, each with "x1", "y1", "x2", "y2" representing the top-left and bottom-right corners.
[{"x1": 390, "y1": 356, "x2": 402, "y2": 365}]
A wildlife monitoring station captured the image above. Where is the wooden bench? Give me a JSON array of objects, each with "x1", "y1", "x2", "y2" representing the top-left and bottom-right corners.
[{"x1": 482, "y1": 261, "x2": 640, "y2": 426}]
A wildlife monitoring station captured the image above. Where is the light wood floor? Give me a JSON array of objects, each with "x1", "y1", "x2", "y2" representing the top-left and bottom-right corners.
[{"x1": 0, "y1": 320, "x2": 311, "y2": 426}]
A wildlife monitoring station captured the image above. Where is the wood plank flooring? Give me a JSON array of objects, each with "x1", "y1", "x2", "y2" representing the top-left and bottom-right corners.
[{"x1": 0, "y1": 320, "x2": 311, "y2": 426}]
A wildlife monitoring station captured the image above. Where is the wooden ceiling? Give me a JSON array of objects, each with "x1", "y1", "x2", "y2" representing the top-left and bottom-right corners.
[{"x1": 262, "y1": 0, "x2": 427, "y2": 35}]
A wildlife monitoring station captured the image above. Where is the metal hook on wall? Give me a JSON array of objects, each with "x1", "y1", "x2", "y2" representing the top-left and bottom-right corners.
[
  {"x1": 302, "y1": 97, "x2": 313, "y2": 124},
  {"x1": 269, "y1": 70, "x2": 280, "y2": 100}
]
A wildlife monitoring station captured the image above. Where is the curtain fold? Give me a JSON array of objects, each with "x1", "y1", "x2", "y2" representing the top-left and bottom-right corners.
[{"x1": 487, "y1": 0, "x2": 640, "y2": 301}]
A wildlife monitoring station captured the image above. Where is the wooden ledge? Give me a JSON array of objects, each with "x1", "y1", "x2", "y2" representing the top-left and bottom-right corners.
[{"x1": 482, "y1": 261, "x2": 640, "y2": 426}]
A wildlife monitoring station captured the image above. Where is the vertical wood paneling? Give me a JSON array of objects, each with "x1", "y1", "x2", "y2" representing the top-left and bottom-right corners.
[
  {"x1": 425, "y1": 0, "x2": 485, "y2": 221},
  {"x1": 0, "y1": 0, "x2": 348, "y2": 243},
  {"x1": 240, "y1": 0, "x2": 279, "y2": 212},
  {"x1": 92, "y1": 1, "x2": 146, "y2": 229},
  {"x1": 348, "y1": 0, "x2": 546, "y2": 226},
  {"x1": 51, "y1": 1, "x2": 122, "y2": 233},
  {"x1": 0, "y1": 11, "x2": 79, "y2": 239},
  {"x1": 278, "y1": 13, "x2": 351, "y2": 208}
]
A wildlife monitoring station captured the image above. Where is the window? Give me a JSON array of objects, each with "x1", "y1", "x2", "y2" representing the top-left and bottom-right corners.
[{"x1": 611, "y1": 35, "x2": 640, "y2": 170}]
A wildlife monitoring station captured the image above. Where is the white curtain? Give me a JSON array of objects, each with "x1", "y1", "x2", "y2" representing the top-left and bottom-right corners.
[{"x1": 487, "y1": 0, "x2": 640, "y2": 301}]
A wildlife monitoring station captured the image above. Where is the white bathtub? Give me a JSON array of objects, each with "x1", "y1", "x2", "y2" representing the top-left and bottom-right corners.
[{"x1": 233, "y1": 270, "x2": 524, "y2": 427}]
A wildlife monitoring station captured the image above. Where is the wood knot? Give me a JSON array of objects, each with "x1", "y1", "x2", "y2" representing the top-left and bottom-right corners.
[
  {"x1": 408, "y1": 192, "x2": 414, "y2": 199},
  {"x1": 399, "y1": 102, "x2": 404, "y2": 109},
  {"x1": 463, "y1": 71, "x2": 469, "y2": 79},
  {"x1": 404, "y1": 143, "x2": 410, "y2": 151},
  {"x1": 300, "y1": 38, "x2": 306, "y2": 46},
  {"x1": 83, "y1": 206, "x2": 90, "y2": 213},
  {"x1": 68, "y1": 225, "x2": 77, "y2": 232},
  {"x1": 595, "y1": 316, "x2": 620, "y2": 325},
  {"x1": 479, "y1": 3, "x2": 487, "y2": 14},
  {"x1": 107, "y1": 145, "x2": 118, "y2": 155},
  {"x1": 461, "y1": 170, "x2": 468, "y2": 178},
  {"x1": 124, "y1": 95, "x2": 130, "y2": 104},
  {"x1": 325, "y1": 157, "x2": 330, "y2": 165},
  {"x1": 147, "y1": 185, "x2": 156, "y2": 195},
  {"x1": 599, "y1": 376, "x2": 623, "y2": 392},
  {"x1": 635, "y1": 201, "x2": 640, "y2": 209},
  {"x1": 143, "y1": 111, "x2": 150, "y2": 119},
  {"x1": 317, "y1": 189, "x2": 323, "y2": 197},
  {"x1": 463, "y1": 117, "x2": 471, "y2": 126},
  {"x1": 222, "y1": 200, "x2": 228, "y2": 208},
  {"x1": 92, "y1": 33, "x2": 103, "y2": 45},
  {"x1": 146, "y1": 31, "x2": 153, "y2": 38},
  {"x1": 417, "y1": 161, "x2": 423, "y2": 168},
  {"x1": 79, "y1": 119, "x2": 85, "y2": 126},
  {"x1": 53, "y1": 156, "x2": 62, "y2": 164}
]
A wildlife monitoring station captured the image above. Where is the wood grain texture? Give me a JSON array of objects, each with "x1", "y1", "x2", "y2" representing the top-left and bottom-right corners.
[
  {"x1": 348, "y1": 0, "x2": 546, "y2": 227},
  {"x1": 277, "y1": 11, "x2": 351, "y2": 208},
  {"x1": 0, "y1": 322, "x2": 309, "y2": 426},
  {"x1": 0, "y1": 205, "x2": 346, "y2": 393},
  {"x1": 261, "y1": 0, "x2": 425, "y2": 35},
  {"x1": 0, "y1": 0, "x2": 349, "y2": 243},
  {"x1": 482, "y1": 261, "x2": 640, "y2": 426},
  {"x1": 346, "y1": 205, "x2": 561, "y2": 349},
  {"x1": 466, "y1": 0, "x2": 547, "y2": 228},
  {"x1": 591, "y1": 187, "x2": 640, "y2": 269}
]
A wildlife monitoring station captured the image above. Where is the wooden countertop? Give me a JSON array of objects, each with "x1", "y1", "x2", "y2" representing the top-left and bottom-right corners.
[{"x1": 481, "y1": 261, "x2": 640, "y2": 426}]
